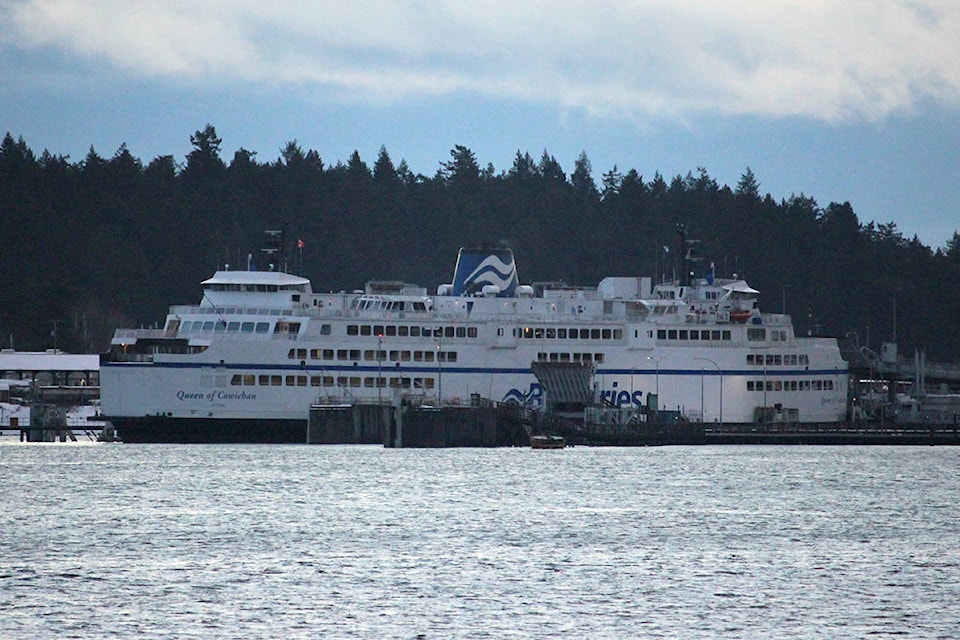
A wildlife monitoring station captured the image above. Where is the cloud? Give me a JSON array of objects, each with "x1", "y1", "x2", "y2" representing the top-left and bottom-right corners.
[{"x1": 5, "y1": 0, "x2": 960, "y2": 122}]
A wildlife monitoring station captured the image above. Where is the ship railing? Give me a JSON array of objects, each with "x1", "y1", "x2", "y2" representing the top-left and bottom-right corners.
[{"x1": 113, "y1": 328, "x2": 177, "y2": 340}]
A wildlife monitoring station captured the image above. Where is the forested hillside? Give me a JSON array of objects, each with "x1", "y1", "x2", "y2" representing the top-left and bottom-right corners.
[{"x1": 2, "y1": 125, "x2": 959, "y2": 361}]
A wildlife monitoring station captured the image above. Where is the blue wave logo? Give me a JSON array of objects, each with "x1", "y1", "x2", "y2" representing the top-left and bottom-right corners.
[{"x1": 464, "y1": 255, "x2": 516, "y2": 291}]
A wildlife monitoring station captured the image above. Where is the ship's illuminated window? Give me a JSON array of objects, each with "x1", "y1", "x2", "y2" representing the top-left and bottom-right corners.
[
  {"x1": 535, "y1": 328, "x2": 544, "y2": 339},
  {"x1": 374, "y1": 325, "x2": 384, "y2": 336},
  {"x1": 523, "y1": 327, "x2": 533, "y2": 339}
]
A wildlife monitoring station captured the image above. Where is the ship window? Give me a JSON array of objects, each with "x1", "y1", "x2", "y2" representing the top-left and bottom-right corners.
[
  {"x1": 350, "y1": 377, "x2": 361, "y2": 388},
  {"x1": 468, "y1": 327, "x2": 477, "y2": 338},
  {"x1": 227, "y1": 322, "x2": 240, "y2": 331},
  {"x1": 456, "y1": 327, "x2": 466, "y2": 338},
  {"x1": 320, "y1": 324, "x2": 331, "y2": 335},
  {"x1": 413, "y1": 351, "x2": 423, "y2": 362},
  {"x1": 582, "y1": 353, "x2": 592, "y2": 362},
  {"x1": 657, "y1": 330, "x2": 666, "y2": 340},
  {"x1": 722, "y1": 330, "x2": 731, "y2": 341},
  {"x1": 774, "y1": 355, "x2": 782, "y2": 365},
  {"x1": 546, "y1": 328, "x2": 556, "y2": 339},
  {"x1": 255, "y1": 322, "x2": 269, "y2": 333},
  {"x1": 348, "y1": 325, "x2": 359, "y2": 336},
  {"x1": 323, "y1": 349, "x2": 334, "y2": 360},
  {"x1": 557, "y1": 328, "x2": 567, "y2": 339},
  {"x1": 549, "y1": 353, "x2": 559, "y2": 362},
  {"x1": 591, "y1": 329, "x2": 601, "y2": 339},
  {"x1": 337, "y1": 349, "x2": 348, "y2": 360},
  {"x1": 271, "y1": 375, "x2": 282, "y2": 386},
  {"x1": 310, "y1": 349, "x2": 321, "y2": 359},
  {"x1": 668, "y1": 330, "x2": 677, "y2": 340},
  {"x1": 595, "y1": 353, "x2": 603, "y2": 363},
  {"x1": 560, "y1": 353, "x2": 570, "y2": 362},
  {"x1": 364, "y1": 350, "x2": 375, "y2": 361},
  {"x1": 349, "y1": 349, "x2": 361, "y2": 360},
  {"x1": 398, "y1": 326, "x2": 409, "y2": 337},
  {"x1": 523, "y1": 327, "x2": 533, "y2": 339},
  {"x1": 401, "y1": 351, "x2": 411, "y2": 362},
  {"x1": 445, "y1": 326, "x2": 455, "y2": 338},
  {"x1": 386, "y1": 326, "x2": 397, "y2": 337},
  {"x1": 287, "y1": 349, "x2": 296, "y2": 359},
  {"x1": 679, "y1": 330, "x2": 688, "y2": 340},
  {"x1": 410, "y1": 326, "x2": 421, "y2": 337},
  {"x1": 747, "y1": 328, "x2": 766, "y2": 341},
  {"x1": 424, "y1": 351, "x2": 434, "y2": 362},
  {"x1": 534, "y1": 328, "x2": 544, "y2": 339},
  {"x1": 613, "y1": 329, "x2": 622, "y2": 339},
  {"x1": 323, "y1": 376, "x2": 334, "y2": 387},
  {"x1": 231, "y1": 374, "x2": 243, "y2": 385},
  {"x1": 602, "y1": 329, "x2": 611, "y2": 340},
  {"x1": 310, "y1": 376, "x2": 321, "y2": 386},
  {"x1": 374, "y1": 325, "x2": 384, "y2": 336},
  {"x1": 241, "y1": 322, "x2": 254, "y2": 333}
]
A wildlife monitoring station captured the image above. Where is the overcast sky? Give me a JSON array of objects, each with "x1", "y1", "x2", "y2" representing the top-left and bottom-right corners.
[{"x1": 3, "y1": 0, "x2": 959, "y2": 247}]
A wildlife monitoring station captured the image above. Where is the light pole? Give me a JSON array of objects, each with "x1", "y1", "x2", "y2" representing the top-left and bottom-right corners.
[
  {"x1": 695, "y1": 357, "x2": 721, "y2": 425},
  {"x1": 377, "y1": 334, "x2": 383, "y2": 404},
  {"x1": 647, "y1": 355, "x2": 664, "y2": 397}
]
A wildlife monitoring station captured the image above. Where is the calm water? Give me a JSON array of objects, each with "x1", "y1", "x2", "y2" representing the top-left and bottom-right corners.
[{"x1": 1, "y1": 442, "x2": 958, "y2": 639}]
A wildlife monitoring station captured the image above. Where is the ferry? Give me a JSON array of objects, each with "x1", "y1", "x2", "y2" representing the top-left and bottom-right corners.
[{"x1": 100, "y1": 232, "x2": 849, "y2": 443}]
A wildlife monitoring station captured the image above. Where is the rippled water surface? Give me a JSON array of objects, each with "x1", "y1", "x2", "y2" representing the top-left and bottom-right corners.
[{"x1": 2, "y1": 443, "x2": 958, "y2": 639}]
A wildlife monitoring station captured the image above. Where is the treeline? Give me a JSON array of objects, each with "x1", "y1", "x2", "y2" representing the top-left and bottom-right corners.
[{"x1": 2, "y1": 125, "x2": 959, "y2": 360}]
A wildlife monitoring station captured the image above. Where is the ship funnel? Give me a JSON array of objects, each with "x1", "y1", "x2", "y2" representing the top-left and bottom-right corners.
[{"x1": 450, "y1": 247, "x2": 519, "y2": 297}]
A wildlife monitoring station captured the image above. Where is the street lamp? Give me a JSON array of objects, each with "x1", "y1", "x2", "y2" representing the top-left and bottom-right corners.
[
  {"x1": 377, "y1": 334, "x2": 383, "y2": 404},
  {"x1": 695, "y1": 357, "x2": 722, "y2": 425}
]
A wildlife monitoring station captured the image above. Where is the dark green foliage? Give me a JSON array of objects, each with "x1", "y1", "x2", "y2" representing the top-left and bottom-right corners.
[{"x1": 1, "y1": 129, "x2": 957, "y2": 361}]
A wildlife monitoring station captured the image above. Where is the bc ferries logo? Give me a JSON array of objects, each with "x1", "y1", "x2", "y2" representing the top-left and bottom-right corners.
[
  {"x1": 452, "y1": 249, "x2": 518, "y2": 296},
  {"x1": 599, "y1": 389, "x2": 644, "y2": 407},
  {"x1": 502, "y1": 383, "x2": 544, "y2": 409}
]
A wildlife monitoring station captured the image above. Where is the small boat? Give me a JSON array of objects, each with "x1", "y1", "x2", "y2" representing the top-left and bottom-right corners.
[{"x1": 530, "y1": 434, "x2": 566, "y2": 449}]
